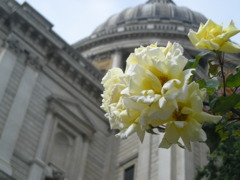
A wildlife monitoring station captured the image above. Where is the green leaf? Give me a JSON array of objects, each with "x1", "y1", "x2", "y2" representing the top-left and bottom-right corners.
[
  {"x1": 215, "y1": 124, "x2": 223, "y2": 132},
  {"x1": 232, "y1": 130, "x2": 240, "y2": 137},
  {"x1": 226, "y1": 70, "x2": 240, "y2": 88},
  {"x1": 209, "y1": 93, "x2": 218, "y2": 101},
  {"x1": 185, "y1": 58, "x2": 198, "y2": 69},
  {"x1": 210, "y1": 94, "x2": 240, "y2": 113},
  {"x1": 196, "y1": 122, "x2": 240, "y2": 179},
  {"x1": 234, "y1": 101, "x2": 240, "y2": 109},
  {"x1": 185, "y1": 51, "x2": 210, "y2": 69},
  {"x1": 208, "y1": 60, "x2": 219, "y2": 76},
  {"x1": 203, "y1": 123, "x2": 221, "y2": 153},
  {"x1": 197, "y1": 79, "x2": 219, "y2": 95},
  {"x1": 218, "y1": 129, "x2": 229, "y2": 141},
  {"x1": 196, "y1": 79, "x2": 205, "y2": 89},
  {"x1": 196, "y1": 51, "x2": 211, "y2": 61},
  {"x1": 205, "y1": 79, "x2": 219, "y2": 94},
  {"x1": 214, "y1": 124, "x2": 229, "y2": 141}
]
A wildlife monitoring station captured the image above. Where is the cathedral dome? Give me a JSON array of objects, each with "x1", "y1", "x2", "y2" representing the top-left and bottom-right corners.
[
  {"x1": 92, "y1": 0, "x2": 207, "y2": 36},
  {"x1": 74, "y1": 0, "x2": 208, "y2": 69}
]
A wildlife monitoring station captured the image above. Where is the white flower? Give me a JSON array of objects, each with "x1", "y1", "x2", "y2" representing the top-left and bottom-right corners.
[
  {"x1": 101, "y1": 43, "x2": 201, "y2": 145},
  {"x1": 159, "y1": 82, "x2": 222, "y2": 151},
  {"x1": 101, "y1": 68, "x2": 125, "y2": 112},
  {"x1": 124, "y1": 42, "x2": 194, "y2": 128}
]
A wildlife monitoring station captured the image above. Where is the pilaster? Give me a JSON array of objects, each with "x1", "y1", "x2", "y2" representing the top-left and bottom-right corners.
[
  {"x1": 76, "y1": 139, "x2": 89, "y2": 180},
  {"x1": 158, "y1": 134, "x2": 171, "y2": 180},
  {"x1": 171, "y1": 144, "x2": 186, "y2": 180},
  {"x1": 0, "y1": 42, "x2": 18, "y2": 102},
  {"x1": 0, "y1": 56, "x2": 39, "y2": 175},
  {"x1": 112, "y1": 50, "x2": 122, "y2": 68},
  {"x1": 185, "y1": 149, "x2": 195, "y2": 180},
  {"x1": 102, "y1": 132, "x2": 119, "y2": 180},
  {"x1": 27, "y1": 112, "x2": 54, "y2": 180},
  {"x1": 136, "y1": 133, "x2": 151, "y2": 180}
]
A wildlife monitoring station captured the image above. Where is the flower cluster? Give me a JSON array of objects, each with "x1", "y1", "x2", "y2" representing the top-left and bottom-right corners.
[
  {"x1": 188, "y1": 19, "x2": 240, "y2": 53},
  {"x1": 101, "y1": 42, "x2": 222, "y2": 151}
]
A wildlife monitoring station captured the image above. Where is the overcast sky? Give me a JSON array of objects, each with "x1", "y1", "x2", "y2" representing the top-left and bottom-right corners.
[{"x1": 15, "y1": 0, "x2": 240, "y2": 45}]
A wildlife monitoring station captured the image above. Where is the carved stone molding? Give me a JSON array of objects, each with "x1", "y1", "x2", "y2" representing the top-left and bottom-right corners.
[
  {"x1": 25, "y1": 55, "x2": 43, "y2": 71},
  {"x1": 2, "y1": 8, "x2": 103, "y2": 104},
  {"x1": 47, "y1": 95, "x2": 96, "y2": 137},
  {"x1": 1, "y1": 39, "x2": 23, "y2": 55},
  {"x1": 0, "y1": 38, "x2": 45, "y2": 71},
  {"x1": 46, "y1": 54, "x2": 102, "y2": 105}
]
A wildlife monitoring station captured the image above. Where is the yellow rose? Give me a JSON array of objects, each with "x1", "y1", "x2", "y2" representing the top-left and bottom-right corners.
[
  {"x1": 101, "y1": 68, "x2": 145, "y2": 141},
  {"x1": 159, "y1": 82, "x2": 222, "y2": 151},
  {"x1": 124, "y1": 42, "x2": 194, "y2": 125},
  {"x1": 101, "y1": 68, "x2": 125, "y2": 112},
  {"x1": 188, "y1": 20, "x2": 240, "y2": 53},
  {"x1": 106, "y1": 97, "x2": 145, "y2": 141},
  {"x1": 101, "y1": 43, "x2": 194, "y2": 143}
]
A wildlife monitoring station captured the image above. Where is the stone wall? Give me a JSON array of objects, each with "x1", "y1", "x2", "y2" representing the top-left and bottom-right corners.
[{"x1": 0, "y1": 1, "x2": 109, "y2": 180}]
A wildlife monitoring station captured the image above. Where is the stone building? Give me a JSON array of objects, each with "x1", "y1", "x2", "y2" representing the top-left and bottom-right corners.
[
  {"x1": 0, "y1": 0, "x2": 106, "y2": 180},
  {"x1": 0, "y1": 0, "x2": 236, "y2": 180}
]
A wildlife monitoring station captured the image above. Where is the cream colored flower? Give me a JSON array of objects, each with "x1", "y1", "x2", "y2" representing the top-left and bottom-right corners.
[
  {"x1": 188, "y1": 19, "x2": 240, "y2": 53},
  {"x1": 159, "y1": 82, "x2": 222, "y2": 151},
  {"x1": 101, "y1": 68, "x2": 145, "y2": 141},
  {"x1": 124, "y1": 42, "x2": 194, "y2": 126},
  {"x1": 101, "y1": 43, "x2": 194, "y2": 143},
  {"x1": 101, "y1": 68, "x2": 125, "y2": 112},
  {"x1": 106, "y1": 97, "x2": 145, "y2": 141}
]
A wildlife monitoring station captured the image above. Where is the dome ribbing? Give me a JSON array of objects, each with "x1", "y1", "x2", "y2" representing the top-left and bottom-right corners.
[{"x1": 92, "y1": 0, "x2": 206, "y2": 35}]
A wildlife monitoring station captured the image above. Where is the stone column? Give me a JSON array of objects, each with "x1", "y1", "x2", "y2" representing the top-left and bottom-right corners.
[
  {"x1": 102, "y1": 132, "x2": 119, "y2": 180},
  {"x1": 172, "y1": 145, "x2": 186, "y2": 180},
  {"x1": 185, "y1": 150, "x2": 195, "y2": 180},
  {"x1": 76, "y1": 139, "x2": 89, "y2": 180},
  {"x1": 158, "y1": 134, "x2": 171, "y2": 180},
  {"x1": 136, "y1": 133, "x2": 151, "y2": 180},
  {"x1": 112, "y1": 50, "x2": 122, "y2": 68},
  {"x1": 27, "y1": 112, "x2": 54, "y2": 180},
  {"x1": 0, "y1": 61, "x2": 39, "y2": 175},
  {"x1": 0, "y1": 48, "x2": 17, "y2": 102}
]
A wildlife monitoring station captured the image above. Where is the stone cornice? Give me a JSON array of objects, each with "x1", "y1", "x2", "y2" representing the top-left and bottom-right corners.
[
  {"x1": 77, "y1": 31, "x2": 187, "y2": 53},
  {"x1": 74, "y1": 21, "x2": 199, "y2": 51},
  {"x1": 45, "y1": 51, "x2": 103, "y2": 95},
  {"x1": 79, "y1": 33, "x2": 193, "y2": 59},
  {"x1": 1, "y1": 37, "x2": 47, "y2": 72},
  {"x1": 0, "y1": 0, "x2": 104, "y2": 105},
  {"x1": 25, "y1": 54, "x2": 44, "y2": 71},
  {"x1": 1, "y1": 38, "x2": 22, "y2": 55}
]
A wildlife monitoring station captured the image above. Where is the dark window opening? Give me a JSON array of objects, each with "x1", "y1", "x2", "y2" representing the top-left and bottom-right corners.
[
  {"x1": 121, "y1": 50, "x2": 133, "y2": 71},
  {"x1": 124, "y1": 165, "x2": 134, "y2": 180}
]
